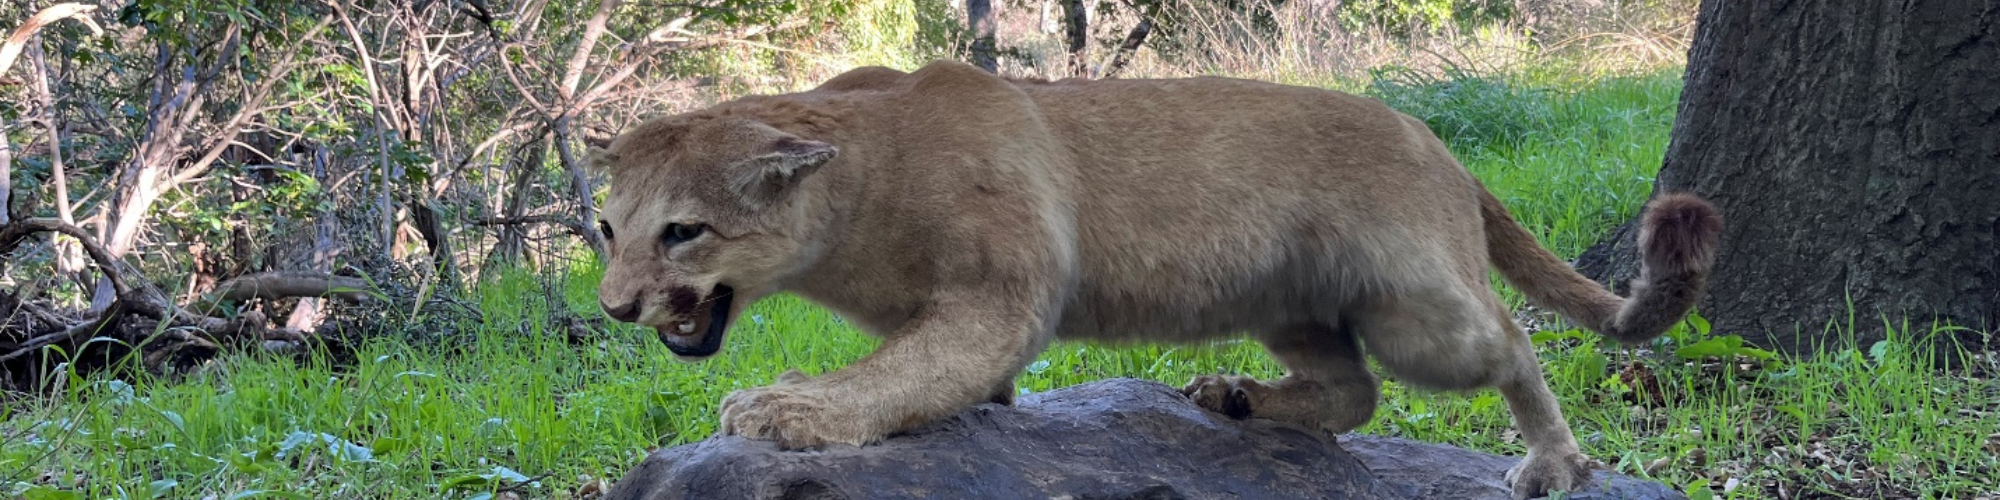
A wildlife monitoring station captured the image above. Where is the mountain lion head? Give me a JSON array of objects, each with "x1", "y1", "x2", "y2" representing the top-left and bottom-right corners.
[{"x1": 589, "y1": 114, "x2": 838, "y2": 359}]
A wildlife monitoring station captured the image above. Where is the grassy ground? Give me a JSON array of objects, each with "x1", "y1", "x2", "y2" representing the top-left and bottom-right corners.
[{"x1": 4, "y1": 69, "x2": 1997, "y2": 500}]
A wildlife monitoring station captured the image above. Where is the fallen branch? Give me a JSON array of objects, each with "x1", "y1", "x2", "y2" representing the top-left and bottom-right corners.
[
  {"x1": 0, "y1": 218, "x2": 134, "y2": 298},
  {"x1": 197, "y1": 271, "x2": 375, "y2": 312},
  {"x1": 0, "y1": 219, "x2": 327, "y2": 366},
  {"x1": 0, "y1": 302, "x2": 120, "y2": 364},
  {"x1": 473, "y1": 214, "x2": 589, "y2": 238},
  {"x1": 12, "y1": 298, "x2": 70, "y2": 331}
]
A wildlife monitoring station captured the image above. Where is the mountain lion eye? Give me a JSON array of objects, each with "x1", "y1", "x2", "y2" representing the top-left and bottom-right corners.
[
  {"x1": 598, "y1": 221, "x2": 614, "y2": 240},
  {"x1": 662, "y1": 222, "x2": 706, "y2": 246}
]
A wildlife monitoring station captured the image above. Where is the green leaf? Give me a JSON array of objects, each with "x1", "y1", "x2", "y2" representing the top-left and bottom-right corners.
[
  {"x1": 1673, "y1": 335, "x2": 1775, "y2": 361},
  {"x1": 149, "y1": 479, "x2": 179, "y2": 499},
  {"x1": 225, "y1": 490, "x2": 311, "y2": 500},
  {"x1": 439, "y1": 474, "x2": 492, "y2": 491},
  {"x1": 442, "y1": 465, "x2": 536, "y2": 492},
  {"x1": 159, "y1": 410, "x2": 185, "y2": 431},
  {"x1": 1773, "y1": 404, "x2": 1809, "y2": 424},
  {"x1": 1530, "y1": 328, "x2": 1586, "y2": 345},
  {"x1": 103, "y1": 379, "x2": 137, "y2": 404},
  {"x1": 491, "y1": 466, "x2": 530, "y2": 483},
  {"x1": 277, "y1": 431, "x2": 315, "y2": 457},
  {"x1": 371, "y1": 436, "x2": 410, "y2": 456},
  {"x1": 1025, "y1": 360, "x2": 1051, "y2": 375},
  {"x1": 230, "y1": 443, "x2": 279, "y2": 473},
  {"x1": 1685, "y1": 313, "x2": 1711, "y2": 336},
  {"x1": 1597, "y1": 373, "x2": 1630, "y2": 393},
  {"x1": 21, "y1": 486, "x2": 83, "y2": 500},
  {"x1": 334, "y1": 438, "x2": 374, "y2": 462},
  {"x1": 1682, "y1": 478, "x2": 1715, "y2": 500},
  {"x1": 277, "y1": 431, "x2": 374, "y2": 462}
]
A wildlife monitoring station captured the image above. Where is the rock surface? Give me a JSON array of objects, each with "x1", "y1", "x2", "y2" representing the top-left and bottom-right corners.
[{"x1": 606, "y1": 378, "x2": 1684, "y2": 500}]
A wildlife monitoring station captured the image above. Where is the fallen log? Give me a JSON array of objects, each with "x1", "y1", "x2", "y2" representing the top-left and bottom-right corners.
[
  {"x1": 194, "y1": 270, "x2": 375, "y2": 313},
  {"x1": 1, "y1": 219, "x2": 372, "y2": 383}
]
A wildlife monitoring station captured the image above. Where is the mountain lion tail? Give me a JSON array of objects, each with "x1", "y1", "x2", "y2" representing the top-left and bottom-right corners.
[{"x1": 1480, "y1": 188, "x2": 1723, "y2": 343}]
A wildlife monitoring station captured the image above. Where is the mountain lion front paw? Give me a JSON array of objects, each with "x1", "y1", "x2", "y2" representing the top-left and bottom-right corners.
[
  {"x1": 1504, "y1": 450, "x2": 1593, "y2": 499},
  {"x1": 718, "y1": 385, "x2": 876, "y2": 450}
]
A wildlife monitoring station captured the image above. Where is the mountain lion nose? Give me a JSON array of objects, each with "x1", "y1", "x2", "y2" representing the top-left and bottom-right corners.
[{"x1": 601, "y1": 300, "x2": 640, "y2": 322}]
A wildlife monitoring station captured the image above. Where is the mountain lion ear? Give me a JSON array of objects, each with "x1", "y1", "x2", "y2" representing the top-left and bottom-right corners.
[
  {"x1": 583, "y1": 130, "x2": 615, "y2": 150},
  {"x1": 585, "y1": 132, "x2": 619, "y2": 173},
  {"x1": 728, "y1": 138, "x2": 838, "y2": 208},
  {"x1": 587, "y1": 146, "x2": 619, "y2": 174}
]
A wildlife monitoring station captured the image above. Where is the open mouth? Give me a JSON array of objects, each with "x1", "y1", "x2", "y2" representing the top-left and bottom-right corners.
[{"x1": 657, "y1": 284, "x2": 734, "y2": 358}]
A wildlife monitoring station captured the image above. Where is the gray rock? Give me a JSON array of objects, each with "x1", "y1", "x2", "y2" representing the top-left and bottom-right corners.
[
  {"x1": 606, "y1": 378, "x2": 1684, "y2": 500},
  {"x1": 1342, "y1": 434, "x2": 1685, "y2": 499}
]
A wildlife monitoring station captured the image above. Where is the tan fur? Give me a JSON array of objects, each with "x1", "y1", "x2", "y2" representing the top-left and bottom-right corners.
[{"x1": 592, "y1": 60, "x2": 1720, "y2": 499}]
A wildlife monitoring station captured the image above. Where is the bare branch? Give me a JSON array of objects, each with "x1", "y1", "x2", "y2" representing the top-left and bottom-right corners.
[
  {"x1": 472, "y1": 214, "x2": 589, "y2": 238},
  {"x1": 0, "y1": 218, "x2": 134, "y2": 298},
  {"x1": 498, "y1": 43, "x2": 552, "y2": 116},
  {"x1": 171, "y1": 18, "x2": 336, "y2": 187},
  {"x1": 1102, "y1": 18, "x2": 1153, "y2": 79},
  {"x1": 195, "y1": 271, "x2": 376, "y2": 313},
  {"x1": 567, "y1": 18, "x2": 808, "y2": 116},
  {"x1": 561, "y1": 0, "x2": 625, "y2": 100},
  {"x1": 29, "y1": 41, "x2": 73, "y2": 227},
  {"x1": 1, "y1": 120, "x2": 12, "y2": 227},
  {"x1": 552, "y1": 120, "x2": 607, "y2": 255},
  {"x1": 0, "y1": 303, "x2": 121, "y2": 364},
  {"x1": 0, "y1": 3, "x2": 100, "y2": 78},
  {"x1": 445, "y1": 118, "x2": 541, "y2": 181},
  {"x1": 0, "y1": 219, "x2": 341, "y2": 363}
]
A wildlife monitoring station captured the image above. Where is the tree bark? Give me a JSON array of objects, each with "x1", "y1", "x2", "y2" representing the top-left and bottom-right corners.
[
  {"x1": 1062, "y1": 0, "x2": 1090, "y2": 77},
  {"x1": 0, "y1": 128, "x2": 11, "y2": 228},
  {"x1": 286, "y1": 148, "x2": 344, "y2": 332},
  {"x1": 1577, "y1": 0, "x2": 2000, "y2": 353},
  {"x1": 29, "y1": 41, "x2": 83, "y2": 278},
  {"x1": 966, "y1": 0, "x2": 997, "y2": 72},
  {"x1": 93, "y1": 17, "x2": 324, "y2": 310},
  {"x1": 411, "y1": 199, "x2": 459, "y2": 285},
  {"x1": 492, "y1": 133, "x2": 549, "y2": 266},
  {"x1": 553, "y1": 117, "x2": 608, "y2": 256},
  {"x1": 0, "y1": 3, "x2": 98, "y2": 76},
  {"x1": 1101, "y1": 16, "x2": 1152, "y2": 79},
  {"x1": 197, "y1": 271, "x2": 373, "y2": 311}
]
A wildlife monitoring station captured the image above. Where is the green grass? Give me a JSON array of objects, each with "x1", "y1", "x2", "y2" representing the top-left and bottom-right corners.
[{"x1": 5, "y1": 69, "x2": 1996, "y2": 500}]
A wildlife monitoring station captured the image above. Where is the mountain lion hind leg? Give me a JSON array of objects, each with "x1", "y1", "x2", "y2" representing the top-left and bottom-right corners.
[
  {"x1": 1182, "y1": 323, "x2": 1381, "y2": 437},
  {"x1": 1352, "y1": 279, "x2": 1593, "y2": 499}
]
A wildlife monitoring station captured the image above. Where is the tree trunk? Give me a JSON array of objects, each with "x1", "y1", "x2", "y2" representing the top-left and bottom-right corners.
[
  {"x1": 966, "y1": 0, "x2": 997, "y2": 72},
  {"x1": 0, "y1": 3, "x2": 98, "y2": 76},
  {"x1": 492, "y1": 132, "x2": 548, "y2": 266},
  {"x1": 411, "y1": 199, "x2": 459, "y2": 286},
  {"x1": 1062, "y1": 0, "x2": 1090, "y2": 77},
  {"x1": 28, "y1": 41, "x2": 83, "y2": 279},
  {"x1": 286, "y1": 147, "x2": 343, "y2": 332},
  {"x1": 0, "y1": 120, "x2": 11, "y2": 227},
  {"x1": 1576, "y1": 0, "x2": 2000, "y2": 353},
  {"x1": 552, "y1": 117, "x2": 608, "y2": 256},
  {"x1": 1101, "y1": 15, "x2": 1152, "y2": 79}
]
